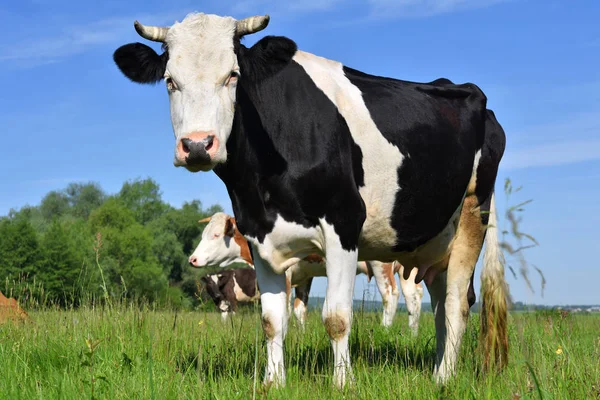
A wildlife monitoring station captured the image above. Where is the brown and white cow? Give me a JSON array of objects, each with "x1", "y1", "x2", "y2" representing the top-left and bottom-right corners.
[
  {"x1": 200, "y1": 268, "x2": 259, "y2": 321},
  {"x1": 189, "y1": 212, "x2": 424, "y2": 333}
]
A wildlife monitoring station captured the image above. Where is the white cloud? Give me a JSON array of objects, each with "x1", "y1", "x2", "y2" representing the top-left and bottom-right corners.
[
  {"x1": 0, "y1": 12, "x2": 182, "y2": 69},
  {"x1": 0, "y1": 0, "x2": 515, "y2": 69}
]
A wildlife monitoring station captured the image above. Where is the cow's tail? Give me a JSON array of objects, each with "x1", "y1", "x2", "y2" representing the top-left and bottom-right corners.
[{"x1": 480, "y1": 192, "x2": 509, "y2": 371}]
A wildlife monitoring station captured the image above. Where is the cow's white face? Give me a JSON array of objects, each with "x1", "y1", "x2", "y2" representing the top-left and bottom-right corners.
[
  {"x1": 189, "y1": 212, "x2": 243, "y2": 267},
  {"x1": 113, "y1": 13, "x2": 269, "y2": 172},
  {"x1": 164, "y1": 14, "x2": 239, "y2": 172}
]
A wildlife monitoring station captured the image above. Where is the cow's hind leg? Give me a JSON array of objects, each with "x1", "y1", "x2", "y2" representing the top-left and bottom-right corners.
[
  {"x1": 398, "y1": 264, "x2": 424, "y2": 336},
  {"x1": 368, "y1": 261, "x2": 399, "y2": 328},
  {"x1": 254, "y1": 253, "x2": 289, "y2": 387},
  {"x1": 322, "y1": 227, "x2": 359, "y2": 389},
  {"x1": 293, "y1": 278, "x2": 312, "y2": 330},
  {"x1": 426, "y1": 266, "x2": 448, "y2": 379},
  {"x1": 435, "y1": 194, "x2": 487, "y2": 383}
]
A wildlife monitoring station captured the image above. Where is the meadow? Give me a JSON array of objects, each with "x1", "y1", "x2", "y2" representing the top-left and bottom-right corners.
[{"x1": 1, "y1": 302, "x2": 599, "y2": 400}]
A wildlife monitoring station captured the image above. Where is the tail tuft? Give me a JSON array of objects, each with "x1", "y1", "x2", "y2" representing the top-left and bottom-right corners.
[{"x1": 480, "y1": 192, "x2": 509, "y2": 372}]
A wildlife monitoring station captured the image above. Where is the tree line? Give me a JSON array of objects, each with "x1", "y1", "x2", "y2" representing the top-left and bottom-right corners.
[
  {"x1": 1, "y1": 176, "x2": 539, "y2": 310},
  {"x1": 0, "y1": 178, "x2": 225, "y2": 308}
]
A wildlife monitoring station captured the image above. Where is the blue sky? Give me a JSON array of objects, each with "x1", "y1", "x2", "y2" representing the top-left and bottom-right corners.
[{"x1": 1, "y1": 0, "x2": 599, "y2": 306}]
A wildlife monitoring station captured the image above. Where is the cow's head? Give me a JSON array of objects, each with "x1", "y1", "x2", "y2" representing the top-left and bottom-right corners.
[
  {"x1": 200, "y1": 274, "x2": 231, "y2": 312},
  {"x1": 200, "y1": 275, "x2": 222, "y2": 302},
  {"x1": 189, "y1": 212, "x2": 248, "y2": 268},
  {"x1": 113, "y1": 13, "x2": 269, "y2": 172}
]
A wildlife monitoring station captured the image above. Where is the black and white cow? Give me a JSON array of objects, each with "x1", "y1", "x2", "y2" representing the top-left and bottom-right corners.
[{"x1": 113, "y1": 12, "x2": 507, "y2": 388}]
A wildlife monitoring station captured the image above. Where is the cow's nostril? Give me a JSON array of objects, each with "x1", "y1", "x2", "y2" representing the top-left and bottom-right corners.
[
  {"x1": 181, "y1": 138, "x2": 192, "y2": 154},
  {"x1": 189, "y1": 256, "x2": 197, "y2": 266},
  {"x1": 205, "y1": 135, "x2": 214, "y2": 151}
]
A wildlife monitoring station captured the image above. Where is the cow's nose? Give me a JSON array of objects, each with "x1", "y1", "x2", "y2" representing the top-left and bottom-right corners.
[
  {"x1": 176, "y1": 132, "x2": 218, "y2": 167},
  {"x1": 189, "y1": 255, "x2": 199, "y2": 267},
  {"x1": 181, "y1": 136, "x2": 213, "y2": 164}
]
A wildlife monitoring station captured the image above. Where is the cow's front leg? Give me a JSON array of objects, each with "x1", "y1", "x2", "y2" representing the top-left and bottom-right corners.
[
  {"x1": 322, "y1": 233, "x2": 358, "y2": 388},
  {"x1": 254, "y1": 253, "x2": 289, "y2": 387},
  {"x1": 218, "y1": 300, "x2": 231, "y2": 322}
]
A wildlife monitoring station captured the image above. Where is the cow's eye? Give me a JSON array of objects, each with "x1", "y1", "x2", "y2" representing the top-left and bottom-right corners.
[
  {"x1": 166, "y1": 76, "x2": 178, "y2": 91},
  {"x1": 225, "y1": 71, "x2": 240, "y2": 86},
  {"x1": 212, "y1": 233, "x2": 220, "y2": 239}
]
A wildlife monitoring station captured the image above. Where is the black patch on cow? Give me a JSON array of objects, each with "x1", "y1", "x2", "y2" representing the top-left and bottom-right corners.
[
  {"x1": 476, "y1": 109, "x2": 506, "y2": 212},
  {"x1": 113, "y1": 42, "x2": 168, "y2": 84},
  {"x1": 235, "y1": 36, "x2": 298, "y2": 82},
  {"x1": 233, "y1": 268, "x2": 258, "y2": 297},
  {"x1": 214, "y1": 41, "x2": 366, "y2": 251},
  {"x1": 343, "y1": 66, "x2": 488, "y2": 252}
]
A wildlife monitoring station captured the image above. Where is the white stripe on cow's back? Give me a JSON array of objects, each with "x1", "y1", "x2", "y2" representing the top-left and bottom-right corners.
[{"x1": 292, "y1": 51, "x2": 403, "y2": 251}]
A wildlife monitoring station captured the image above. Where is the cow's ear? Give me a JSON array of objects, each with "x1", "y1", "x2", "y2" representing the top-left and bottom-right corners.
[
  {"x1": 224, "y1": 218, "x2": 235, "y2": 237},
  {"x1": 200, "y1": 276, "x2": 208, "y2": 283},
  {"x1": 113, "y1": 42, "x2": 167, "y2": 84},
  {"x1": 237, "y1": 36, "x2": 297, "y2": 82}
]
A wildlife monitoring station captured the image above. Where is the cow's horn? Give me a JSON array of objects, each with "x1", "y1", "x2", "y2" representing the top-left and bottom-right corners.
[
  {"x1": 134, "y1": 20, "x2": 169, "y2": 42},
  {"x1": 236, "y1": 15, "x2": 270, "y2": 36},
  {"x1": 198, "y1": 217, "x2": 212, "y2": 224}
]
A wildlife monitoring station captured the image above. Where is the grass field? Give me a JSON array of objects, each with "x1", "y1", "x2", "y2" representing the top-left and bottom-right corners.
[{"x1": 1, "y1": 304, "x2": 599, "y2": 399}]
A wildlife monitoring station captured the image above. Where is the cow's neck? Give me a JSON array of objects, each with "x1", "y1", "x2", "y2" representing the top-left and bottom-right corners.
[
  {"x1": 213, "y1": 83, "x2": 280, "y2": 242},
  {"x1": 233, "y1": 227, "x2": 254, "y2": 265},
  {"x1": 214, "y1": 39, "x2": 365, "y2": 250}
]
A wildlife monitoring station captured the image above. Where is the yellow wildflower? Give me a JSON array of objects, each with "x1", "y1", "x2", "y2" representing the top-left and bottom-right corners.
[
  {"x1": 198, "y1": 320, "x2": 205, "y2": 326},
  {"x1": 555, "y1": 345, "x2": 563, "y2": 355}
]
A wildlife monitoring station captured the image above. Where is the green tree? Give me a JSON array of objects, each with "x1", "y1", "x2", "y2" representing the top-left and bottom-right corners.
[
  {"x1": 66, "y1": 182, "x2": 105, "y2": 219},
  {"x1": 118, "y1": 178, "x2": 167, "y2": 225},
  {"x1": 151, "y1": 230, "x2": 184, "y2": 276},
  {"x1": 88, "y1": 198, "x2": 136, "y2": 234},
  {"x1": 0, "y1": 218, "x2": 40, "y2": 282},
  {"x1": 88, "y1": 200, "x2": 168, "y2": 301},
  {"x1": 40, "y1": 191, "x2": 71, "y2": 221},
  {"x1": 125, "y1": 259, "x2": 168, "y2": 302},
  {"x1": 0, "y1": 178, "x2": 225, "y2": 308},
  {"x1": 38, "y1": 220, "x2": 81, "y2": 304},
  {"x1": 62, "y1": 216, "x2": 101, "y2": 300}
]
